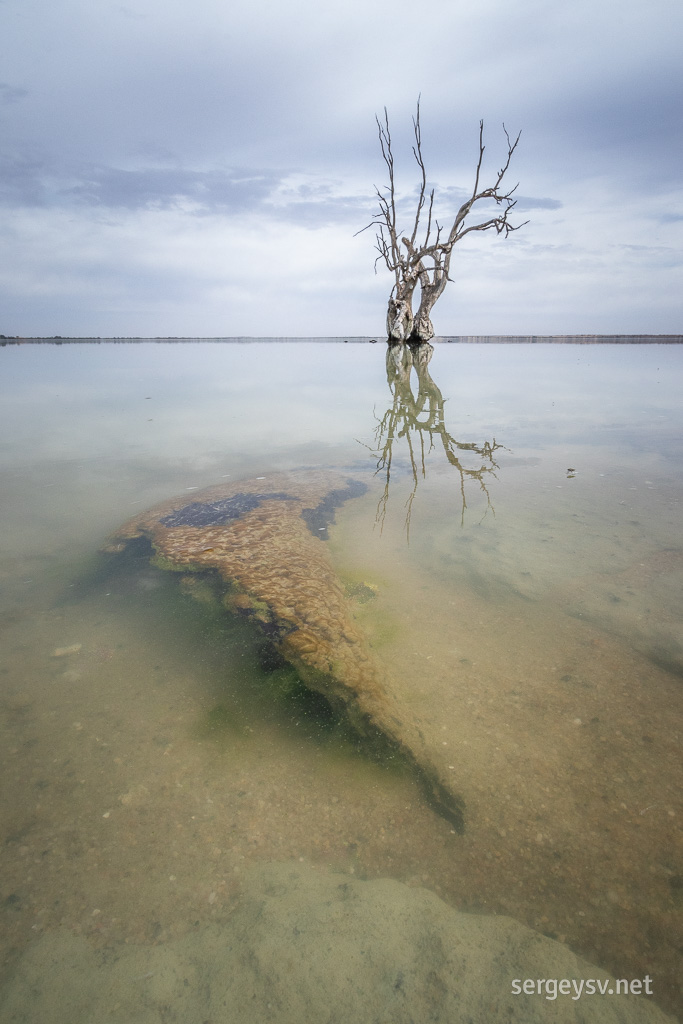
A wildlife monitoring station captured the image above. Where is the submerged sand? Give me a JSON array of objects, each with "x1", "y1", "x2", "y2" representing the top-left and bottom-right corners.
[
  {"x1": 0, "y1": 861, "x2": 674, "y2": 1024},
  {"x1": 1, "y1": 467, "x2": 681, "y2": 1020}
]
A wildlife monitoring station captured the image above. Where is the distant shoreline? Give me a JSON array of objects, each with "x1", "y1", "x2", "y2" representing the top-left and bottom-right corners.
[{"x1": 1, "y1": 335, "x2": 682, "y2": 345}]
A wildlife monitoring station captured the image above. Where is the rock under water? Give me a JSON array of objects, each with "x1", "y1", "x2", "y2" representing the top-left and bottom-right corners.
[{"x1": 103, "y1": 469, "x2": 466, "y2": 830}]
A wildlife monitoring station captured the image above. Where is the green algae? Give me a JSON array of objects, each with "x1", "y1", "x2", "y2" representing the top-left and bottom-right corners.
[{"x1": 150, "y1": 549, "x2": 205, "y2": 574}]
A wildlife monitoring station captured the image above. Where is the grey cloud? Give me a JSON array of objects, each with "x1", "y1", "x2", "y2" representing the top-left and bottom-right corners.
[
  {"x1": 0, "y1": 151, "x2": 378, "y2": 226},
  {"x1": 63, "y1": 167, "x2": 283, "y2": 213},
  {"x1": 0, "y1": 82, "x2": 28, "y2": 104},
  {"x1": 525, "y1": 59, "x2": 683, "y2": 189},
  {"x1": 267, "y1": 194, "x2": 376, "y2": 228},
  {"x1": 1, "y1": 0, "x2": 682, "y2": 335},
  {"x1": 513, "y1": 196, "x2": 562, "y2": 211},
  {"x1": 0, "y1": 156, "x2": 48, "y2": 206}
]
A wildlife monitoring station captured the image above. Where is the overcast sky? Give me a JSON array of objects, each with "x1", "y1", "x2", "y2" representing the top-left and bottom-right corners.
[{"x1": 1, "y1": 0, "x2": 681, "y2": 337}]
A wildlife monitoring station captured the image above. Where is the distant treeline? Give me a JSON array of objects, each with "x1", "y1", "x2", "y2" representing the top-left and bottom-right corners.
[{"x1": 439, "y1": 335, "x2": 683, "y2": 344}]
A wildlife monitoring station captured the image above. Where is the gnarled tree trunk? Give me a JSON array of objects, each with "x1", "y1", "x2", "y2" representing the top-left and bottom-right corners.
[{"x1": 386, "y1": 296, "x2": 413, "y2": 341}]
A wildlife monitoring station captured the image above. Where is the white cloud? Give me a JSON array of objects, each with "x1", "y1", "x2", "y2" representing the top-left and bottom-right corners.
[{"x1": 1, "y1": 0, "x2": 681, "y2": 335}]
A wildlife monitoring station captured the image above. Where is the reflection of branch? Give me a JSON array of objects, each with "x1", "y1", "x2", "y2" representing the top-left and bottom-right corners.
[{"x1": 359, "y1": 342, "x2": 504, "y2": 538}]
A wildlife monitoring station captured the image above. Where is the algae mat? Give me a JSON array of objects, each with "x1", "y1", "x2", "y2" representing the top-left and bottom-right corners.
[{"x1": 104, "y1": 469, "x2": 465, "y2": 830}]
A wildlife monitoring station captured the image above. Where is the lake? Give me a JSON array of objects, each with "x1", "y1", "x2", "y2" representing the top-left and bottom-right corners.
[{"x1": 0, "y1": 339, "x2": 681, "y2": 1021}]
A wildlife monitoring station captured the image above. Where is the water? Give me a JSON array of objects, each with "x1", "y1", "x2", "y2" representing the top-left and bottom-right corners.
[{"x1": 0, "y1": 340, "x2": 681, "y2": 1020}]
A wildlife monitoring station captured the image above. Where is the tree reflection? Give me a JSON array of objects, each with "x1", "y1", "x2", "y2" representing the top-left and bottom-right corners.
[{"x1": 360, "y1": 341, "x2": 504, "y2": 537}]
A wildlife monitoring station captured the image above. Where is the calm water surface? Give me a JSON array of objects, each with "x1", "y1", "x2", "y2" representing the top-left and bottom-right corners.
[{"x1": 0, "y1": 341, "x2": 682, "y2": 1018}]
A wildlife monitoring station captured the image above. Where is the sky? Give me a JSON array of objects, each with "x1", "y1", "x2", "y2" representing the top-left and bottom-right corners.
[{"x1": 1, "y1": 0, "x2": 681, "y2": 338}]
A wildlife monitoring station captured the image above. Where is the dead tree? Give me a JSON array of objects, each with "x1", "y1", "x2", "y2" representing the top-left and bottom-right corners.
[{"x1": 359, "y1": 103, "x2": 527, "y2": 343}]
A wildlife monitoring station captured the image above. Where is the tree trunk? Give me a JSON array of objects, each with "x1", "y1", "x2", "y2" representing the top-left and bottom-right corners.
[
  {"x1": 386, "y1": 296, "x2": 413, "y2": 342},
  {"x1": 408, "y1": 276, "x2": 447, "y2": 342},
  {"x1": 410, "y1": 310, "x2": 435, "y2": 343}
]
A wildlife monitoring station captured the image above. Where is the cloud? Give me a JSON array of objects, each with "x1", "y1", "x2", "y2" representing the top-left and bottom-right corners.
[
  {"x1": 513, "y1": 197, "x2": 563, "y2": 212},
  {"x1": 0, "y1": 155, "x2": 377, "y2": 232},
  {"x1": 64, "y1": 167, "x2": 282, "y2": 213},
  {"x1": 0, "y1": 156, "x2": 48, "y2": 206},
  {"x1": 0, "y1": 82, "x2": 28, "y2": 104},
  {"x1": 0, "y1": 0, "x2": 681, "y2": 334}
]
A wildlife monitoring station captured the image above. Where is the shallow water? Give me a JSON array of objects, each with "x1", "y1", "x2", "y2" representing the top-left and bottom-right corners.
[{"x1": 0, "y1": 340, "x2": 682, "y2": 1019}]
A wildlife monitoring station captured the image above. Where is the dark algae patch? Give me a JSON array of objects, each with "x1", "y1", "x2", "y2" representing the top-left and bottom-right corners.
[
  {"x1": 159, "y1": 481, "x2": 369, "y2": 542},
  {"x1": 160, "y1": 492, "x2": 297, "y2": 528},
  {"x1": 301, "y1": 480, "x2": 368, "y2": 539}
]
